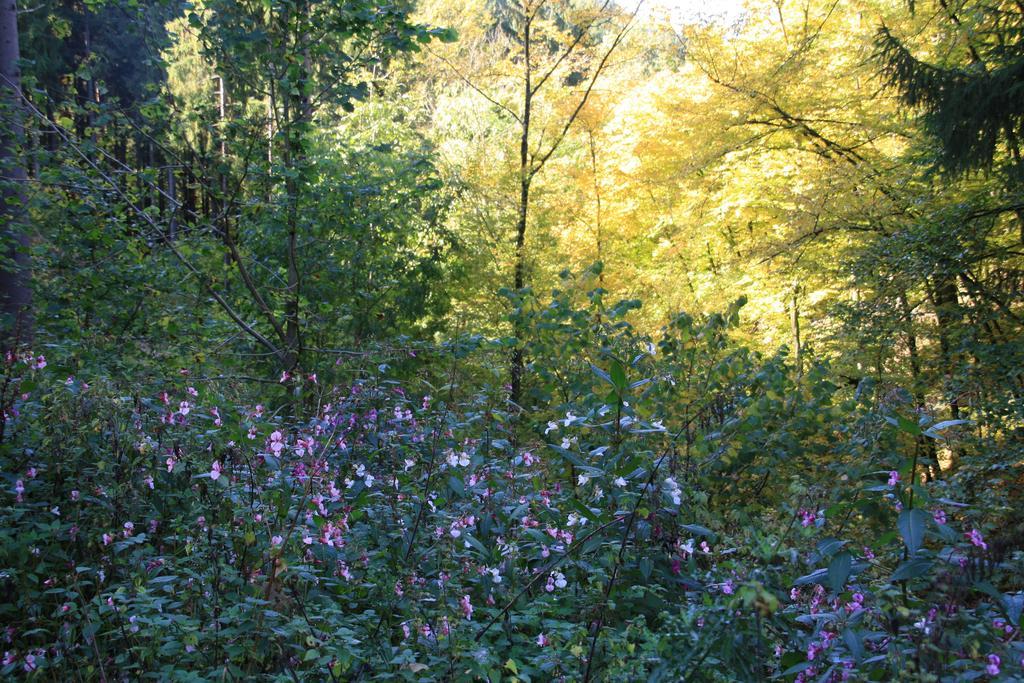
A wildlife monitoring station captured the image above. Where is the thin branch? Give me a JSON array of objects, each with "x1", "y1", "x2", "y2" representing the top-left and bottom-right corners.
[
  {"x1": 426, "y1": 46, "x2": 522, "y2": 123},
  {"x1": 530, "y1": 0, "x2": 614, "y2": 97},
  {"x1": 529, "y1": 0, "x2": 643, "y2": 178}
]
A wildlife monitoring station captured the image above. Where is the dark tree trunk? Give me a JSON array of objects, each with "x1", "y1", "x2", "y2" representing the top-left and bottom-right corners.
[{"x1": 0, "y1": 0, "x2": 31, "y2": 342}]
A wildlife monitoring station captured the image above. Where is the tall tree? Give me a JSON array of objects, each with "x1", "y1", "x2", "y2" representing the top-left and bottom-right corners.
[
  {"x1": 427, "y1": 0, "x2": 641, "y2": 404},
  {"x1": 0, "y1": 0, "x2": 30, "y2": 341}
]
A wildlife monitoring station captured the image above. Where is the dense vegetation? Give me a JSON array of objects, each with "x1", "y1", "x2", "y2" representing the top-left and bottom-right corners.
[{"x1": 1, "y1": 0, "x2": 1022, "y2": 680}]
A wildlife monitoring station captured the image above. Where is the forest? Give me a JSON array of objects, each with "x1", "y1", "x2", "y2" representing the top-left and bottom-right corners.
[{"x1": 1, "y1": 0, "x2": 1023, "y2": 679}]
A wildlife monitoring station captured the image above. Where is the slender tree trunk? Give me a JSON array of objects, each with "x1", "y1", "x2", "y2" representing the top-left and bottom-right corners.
[
  {"x1": 510, "y1": 10, "x2": 533, "y2": 407},
  {"x1": 167, "y1": 166, "x2": 178, "y2": 240},
  {"x1": 588, "y1": 129, "x2": 605, "y2": 287},
  {"x1": 929, "y1": 276, "x2": 963, "y2": 468},
  {"x1": 789, "y1": 286, "x2": 802, "y2": 379},
  {"x1": 0, "y1": 0, "x2": 31, "y2": 342},
  {"x1": 900, "y1": 291, "x2": 940, "y2": 479}
]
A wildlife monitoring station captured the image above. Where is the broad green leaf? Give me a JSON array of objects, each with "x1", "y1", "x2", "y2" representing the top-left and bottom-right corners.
[
  {"x1": 897, "y1": 508, "x2": 928, "y2": 555},
  {"x1": 827, "y1": 551, "x2": 853, "y2": 593}
]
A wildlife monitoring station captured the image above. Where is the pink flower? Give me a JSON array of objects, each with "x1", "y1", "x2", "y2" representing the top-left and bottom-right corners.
[
  {"x1": 269, "y1": 430, "x2": 285, "y2": 454},
  {"x1": 178, "y1": 401, "x2": 191, "y2": 416},
  {"x1": 967, "y1": 529, "x2": 988, "y2": 550},
  {"x1": 887, "y1": 470, "x2": 899, "y2": 487},
  {"x1": 102, "y1": 533, "x2": 113, "y2": 546},
  {"x1": 186, "y1": 386, "x2": 198, "y2": 397},
  {"x1": 460, "y1": 594, "x2": 473, "y2": 620},
  {"x1": 537, "y1": 633, "x2": 549, "y2": 647},
  {"x1": 30, "y1": 355, "x2": 46, "y2": 370},
  {"x1": 799, "y1": 508, "x2": 816, "y2": 527},
  {"x1": 721, "y1": 579, "x2": 734, "y2": 595},
  {"x1": 123, "y1": 521, "x2": 134, "y2": 537},
  {"x1": 166, "y1": 457, "x2": 176, "y2": 473},
  {"x1": 209, "y1": 460, "x2": 222, "y2": 481},
  {"x1": 211, "y1": 406, "x2": 222, "y2": 426},
  {"x1": 986, "y1": 653, "x2": 1000, "y2": 676},
  {"x1": 271, "y1": 535, "x2": 283, "y2": 546},
  {"x1": 932, "y1": 509, "x2": 946, "y2": 525}
]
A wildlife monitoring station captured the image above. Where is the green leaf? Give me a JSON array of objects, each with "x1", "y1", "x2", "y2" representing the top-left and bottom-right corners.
[
  {"x1": 794, "y1": 568, "x2": 829, "y2": 586},
  {"x1": 891, "y1": 557, "x2": 932, "y2": 582},
  {"x1": 897, "y1": 508, "x2": 928, "y2": 555},
  {"x1": 895, "y1": 413, "x2": 922, "y2": 436},
  {"x1": 639, "y1": 556, "x2": 653, "y2": 580},
  {"x1": 817, "y1": 537, "x2": 847, "y2": 558},
  {"x1": 842, "y1": 628, "x2": 864, "y2": 663},
  {"x1": 827, "y1": 551, "x2": 852, "y2": 593},
  {"x1": 590, "y1": 363, "x2": 612, "y2": 385},
  {"x1": 610, "y1": 359, "x2": 627, "y2": 391}
]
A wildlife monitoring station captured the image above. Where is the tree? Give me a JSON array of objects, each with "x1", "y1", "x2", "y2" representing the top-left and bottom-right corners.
[
  {"x1": 0, "y1": 0, "x2": 30, "y2": 341},
  {"x1": 426, "y1": 0, "x2": 641, "y2": 404}
]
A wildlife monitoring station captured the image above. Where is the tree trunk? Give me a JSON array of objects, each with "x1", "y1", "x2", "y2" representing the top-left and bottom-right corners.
[
  {"x1": 509, "y1": 10, "x2": 533, "y2": 407},
  {"x1": 929, "y1": 275, "x2": 963, "y2": 468},
  {"x1": 0, "y1": 0, "x2": 31, "y2": 342}
]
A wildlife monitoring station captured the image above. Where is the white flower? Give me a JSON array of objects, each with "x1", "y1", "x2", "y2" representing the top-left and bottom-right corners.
[
  {"x1": 553, "y1": 572, "x2": 567, "y2": 589},
  {"x1": 614, "y1": 477, "x2": 627, "y2": 487},
  {"x1": 545, "y1": 421, "x2": 558, "y2": 435},
  {"x1": 577, "y1": 473, "x2": 590, "y2": 487},
  {"x1": 563, "y1": 411, "x2": 576, "y2": 426},
  {"x1": 664, "y1": 477, "x2": 683, "y2": 506}
]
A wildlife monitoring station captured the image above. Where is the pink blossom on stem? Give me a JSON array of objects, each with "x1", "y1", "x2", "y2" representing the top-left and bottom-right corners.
[{"x1": 967, "y1": 529, "x2": 988, "y2": 550}]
